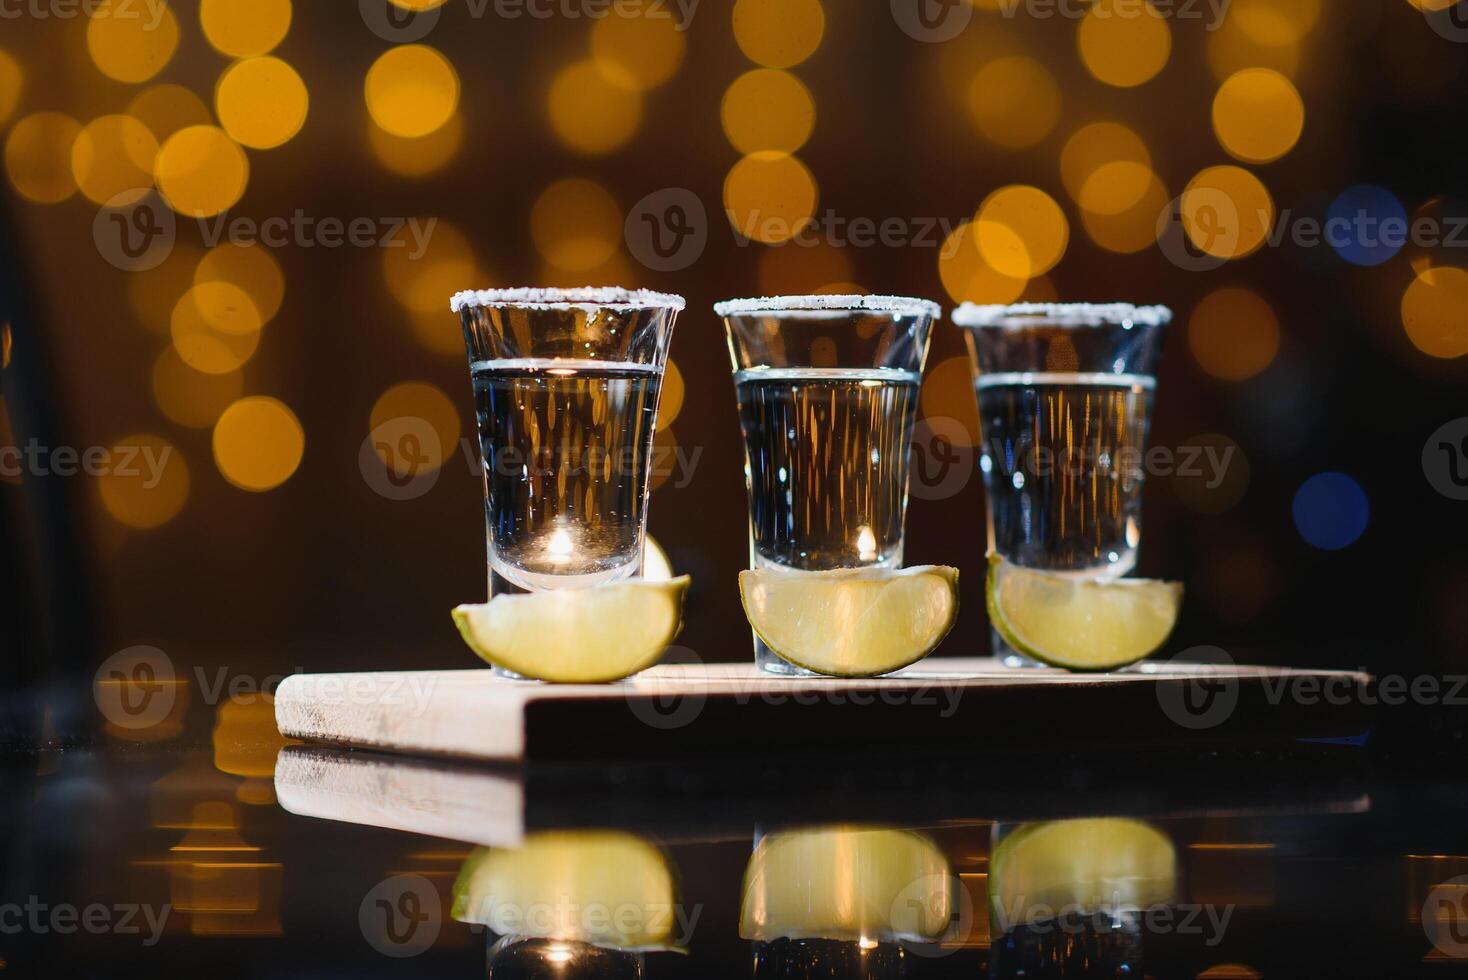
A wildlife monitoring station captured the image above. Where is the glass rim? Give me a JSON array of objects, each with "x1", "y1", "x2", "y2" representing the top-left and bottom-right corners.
[
  {"x1": 949, "y1": 302, "x2": 1173, "y2": 329},
  {"x1": 713, "y1": 294, "x2": 942, "y2": 319},
  {"x1": 450, "y1": 286, "x2": 687, "y2": 314}
]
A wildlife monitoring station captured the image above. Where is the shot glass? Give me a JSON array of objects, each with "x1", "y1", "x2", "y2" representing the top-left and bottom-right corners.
[
  {"x1": 453, "y1": 287, "x2": 683, "y2": 600},
  {"x1": 717, "y1": 294, "x2": 939, "y2": 675},
  {"x1": 951, "y1": 302, "x2": 1170, "y2": 666}
]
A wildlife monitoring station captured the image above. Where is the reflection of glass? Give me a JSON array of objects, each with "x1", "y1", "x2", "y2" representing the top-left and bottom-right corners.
[
  {"x1": 718, "y1": 296, "x2": 939, "y2": 675},
  {"x1": 453, "y1": 830, "x2": 685, "y2": 953},
  {"x1": 987, "y1": 818, "x2": 1176, "y2": 979},
  {"x1": 740, "y1": 825, "x2": 953, "y2": 951},
  {"x1": 487, "y1": 935, "x2": 641, "y2": 980},
  {"x1": 952, "y1": 303, "x2": 1169, "y2": 665},
  {"x1": 454, "y1": 288, "x2": 683, "y2": 597}
]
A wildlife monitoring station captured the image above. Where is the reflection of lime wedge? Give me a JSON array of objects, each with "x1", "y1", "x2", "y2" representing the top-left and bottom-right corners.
[
  {"x1": 738, "y1": 566, "x2": 959, "y2": 677},
  {"x1": 986, "y1": 554, "x2": 1181, "y2": 671},
  {"x1": 989, "y1": 818, "x2": 1176, "y2": 929},
  {"x1": 452, "y1": 576, "x2": 689, "y2": 683},
  {"x1": 452, "y1": 831, "x2": 684, "y2": 951},
  {"x1": 739, "y1": 825, "x2": 953, "y2": 943}
]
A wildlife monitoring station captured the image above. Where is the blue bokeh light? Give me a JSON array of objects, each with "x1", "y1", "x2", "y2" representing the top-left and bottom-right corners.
[
  {"x1": 1292, "y1": 472, "x2": 1369, "y2": 550},
  {"x1": 1326, "y1": 184, "x2": 1407, "y2": 267}
]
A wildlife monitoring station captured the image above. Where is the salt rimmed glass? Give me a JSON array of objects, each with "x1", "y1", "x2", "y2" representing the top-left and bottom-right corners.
[
  {"x1": 453, "y1": 287, "x2": 683, "y2": 602},
  {"x1": 718, "y1": 294, "x2": 940, "y2": 676},
  {"x1": 951, "y1": 302, "x2": 1170, "y2": 667}
]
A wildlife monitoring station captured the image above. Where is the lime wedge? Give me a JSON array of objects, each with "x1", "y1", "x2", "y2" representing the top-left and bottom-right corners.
[
  {"x1": 738, "y1": 565, "x2": 959, "y2": 677},
  {"x1": 452, "y1": 831, "x2": 684, "y2": 951},
  {"x1": 452, "y1": 576, "x2": 689, "y2": 683},
  {"x1": 989, "y1": 818, "x2": 1176, "y2": 930},
  {"x1": 986, "y1": 554, "x2": 1181, "y2": 671},
  {"x1": 739, "y1": 825, "x2": 952, "y2": 943}
]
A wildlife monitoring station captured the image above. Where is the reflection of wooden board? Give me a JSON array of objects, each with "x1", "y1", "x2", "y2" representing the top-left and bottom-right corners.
[{"x1": 274, "y1": 658, "x2": 1373, "y2": 763}]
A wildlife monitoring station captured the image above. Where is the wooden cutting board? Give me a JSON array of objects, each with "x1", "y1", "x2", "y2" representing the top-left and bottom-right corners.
[{"x1": 274, "y1": 658, "x2": 1373, "y2": 763}]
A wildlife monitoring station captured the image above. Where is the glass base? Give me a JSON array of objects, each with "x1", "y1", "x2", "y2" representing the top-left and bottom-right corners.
[
  {"x1": 754, "y1": 634, "x2": 816, "y2": 676},
  {"x1": 990, "y1": 626, "x2": 1050, "y2": 669}
]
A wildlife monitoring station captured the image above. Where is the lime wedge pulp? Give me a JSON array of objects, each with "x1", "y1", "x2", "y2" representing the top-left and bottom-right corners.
[
  {"x1": 738, "y1": 565, "x2": 959, "y2": 677},
  {"x1": 452, "y1": 576, "x2": 689, "y2": 683},
  {"x1": 985, "y1": 554, "x2": 1181, "y2": 671}
]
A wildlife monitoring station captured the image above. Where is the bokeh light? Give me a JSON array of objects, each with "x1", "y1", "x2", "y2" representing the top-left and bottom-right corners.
[
  {"x1": 1060, "y1": 122, "x2": 1151, "y2": 205},
  {"x1": 1079, "y1": 171, "x2": 1168, "y2": 253},
  {"x1": 756, "y1": 240, "x2": 853, "y2": 295},
  {"x1": 87, "y1": 0, "x2": 180, "y2": 84},
  {"x1": 370, "y1": 382, "x2": 460, "y2": 475},
  {"x1": 216, "y1": 57, "x2": 309, "y2": 150},
  {"x1": 70, "y1": 114, "x2": 157, "y2": 206},
  {"x1": 196, "y1": 243, "x2": 286, "y2": 325},
  {"x1": 1181, "y1": 165, "x2": 1274, "y2": 260},
  {"x1": 722, "y1": 69, "x2": 815, "y2": 155},
  {"x1": 368, "y1": 112, "x2": 463, "y2": 177},
  {"x1": 170, "y1": 282, "x2": 263, "y2": 374},
  {"x1": 5, "y1": 113, "x2": 82, "y2": 204},
  {"x1": 919, "y1": 354, "x2": 981, "y2": 447},
  {"x1": 97, "y1": 433, "x2": 190, "y2": 529},
  {"x1": 1327, "y1": 184, "x2": 1407, "y2": 268},
  {"x1": 591, "y1": 5, "x2": 686, "y2": 91},
  {"x1": 389, "y1": 0, "x2": 448, "y2": 8},
  {"x1": 658, "y1": 360, "x2": 684, "y2": 431},
  {"x1": 723, "y1": 152, "x2": 819, "y2": 245},
  {"x1": 0, "y1": 49, "x2": 21, "y2": 127},
  {"x1": 1231, "y1": 0, "x2": 1321, "y2": 44},
  {"x1": 200, "y1": 0, "x2": 292, "y2": 58},
  {"x1": 1188, "y1": 287, "x2": 1281, "y2": 380},
  {"x1": 130, "y1": 243, "x2": 204, "y2": 335},
  {"x1": 152, "y1": 348, "x2": 245, "y2": 429},
  {"x1": 365, "y1": 45, "x2": 459, "y2": 139},
  {"x1": 547, "y1": 60, "x2": 643, "y2": 155},
  {"x1": 1078, "y1": 0, "x2": 1171, "y2": 88},
  {"x1": 975, "y1": 185, "x2": 1069, "y2": 279},
  {"x1": 967, "y1": 56, "x2": 1061, "y2": 149},
  {"x1": 1401, "y1": 266, "x2": 1468, "y2": 359},
  {"x1": 128, "y1": 85, "x2": 212, "y2": 147},
  {"x1": 382, "y1": 219, "x2": 484, "y2": 353},
  {"x1": 1212, "y1": 68, "x2": 1305, "y2": 164},
  {"x1": 1205, "y1": 15, "x2": 1300, "y2": 83},
  {"x1": 938, "y1": 221, "x2": 1027, "y2": 304},
  {"x1": 155, "y1": 125, "x2": 250, "y2": 218},
  {"x1": 732, "y1": 0, "x2": 824, "y2": 69},
  {"x1": 1293, "y1": 472, "x2": 1368, "y2": 550},
  {"x1": 531, "y1": 179, "x2": 622, "y2": 272},
  {"x1": 213, "y1": 397, "x2": 305, "y2": 492}
]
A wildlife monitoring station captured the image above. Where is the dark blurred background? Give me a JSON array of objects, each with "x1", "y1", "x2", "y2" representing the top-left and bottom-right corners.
[{"x1": 2, "y1": 0, "x2": 1467, "y2": 736}]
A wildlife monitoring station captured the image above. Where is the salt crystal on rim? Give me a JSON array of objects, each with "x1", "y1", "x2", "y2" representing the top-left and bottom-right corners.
[
  {"x1": 450, "y1": 286, "x2": 686, "y2": 314},
  {"x1": 949, "y1": 302, "x2": 1172, "y2": 328},
  {"x1": 712, "y1": 294, "x2": 942, "y2": 318}
]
